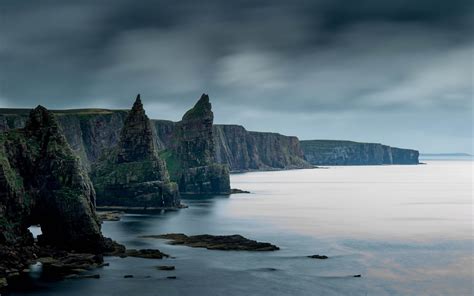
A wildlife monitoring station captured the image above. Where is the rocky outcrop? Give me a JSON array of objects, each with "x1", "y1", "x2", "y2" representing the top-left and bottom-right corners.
[
  {"x1": 160, "y1": 94, "x2": 231, "y2": 194},
  {"x1": 145, "y1": 233, "x2": 279, "y2": 251},
  {"x1": 90, "y1": 95, "x2": 180, "y2": 208},
  {"x1": 300, "y1": 140, "x2": 419, "y2": 165},
  {"x1": 0, "y1": 106, "x2": 117, "y2": 288},
  {"x1": 0, "y1": 108, "x2": 128, "y2": 170}
]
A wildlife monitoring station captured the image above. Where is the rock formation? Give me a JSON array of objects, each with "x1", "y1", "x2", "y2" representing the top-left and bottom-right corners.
[
  {"x1": 0, "y1": 106, "x2": 116, "y2": 287},
  {"x1": 1, "y1": 107, "x2": 420, "y2": 170},
  {"x1": 300, "y1": 140, "x2": 419, "y2": 165},
  {"x1": 214, "y1": 125, "x2": 311, "y2": 171},
  {"x1": 145, "y1": 233, "x2": 279, "y2": 251},
  {"x1": 159, "y1": 94, "x2": 231, "y2": 194},
  {"x1": 90, "y1": 95, "x2": 180, "y2": 208}
]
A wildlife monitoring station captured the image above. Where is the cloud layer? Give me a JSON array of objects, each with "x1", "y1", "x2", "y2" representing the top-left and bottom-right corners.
[{"x1": 0, "y1": 0, "x2": 472, "y2": 152}]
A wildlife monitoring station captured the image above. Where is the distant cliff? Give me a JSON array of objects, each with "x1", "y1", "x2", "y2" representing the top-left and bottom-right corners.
[
  {"x1": 213, "y1": 125, "x2": 310, "y2": 171},
  {"x1": 300, "y1": 140, "x2": 419, "y2": 165}
]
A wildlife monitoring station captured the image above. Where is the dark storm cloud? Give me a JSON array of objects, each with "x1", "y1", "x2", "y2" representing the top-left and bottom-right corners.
[{"x1": 0, "y1": 0, "x2": 472, "y2": 152}]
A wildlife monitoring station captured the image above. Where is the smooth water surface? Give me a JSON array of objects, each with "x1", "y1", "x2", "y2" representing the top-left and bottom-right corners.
[{"x1": 8, "y1": 160, "x2": 473, "y2": 295}]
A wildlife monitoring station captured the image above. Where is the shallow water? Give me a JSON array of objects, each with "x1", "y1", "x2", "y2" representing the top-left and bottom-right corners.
[{"x1": 8, "y1": 160, "x2": 473, "y2": 295}]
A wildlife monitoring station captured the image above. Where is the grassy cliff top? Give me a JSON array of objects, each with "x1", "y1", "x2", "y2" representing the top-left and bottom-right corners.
[{"x1": 0, "y1": 108, "x2": 128, "y2": 116}]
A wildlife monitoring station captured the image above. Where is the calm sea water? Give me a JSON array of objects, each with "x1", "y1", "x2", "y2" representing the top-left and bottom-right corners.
[{"x1": 9, "y1": 160, "x2": 473, "y2": 296}]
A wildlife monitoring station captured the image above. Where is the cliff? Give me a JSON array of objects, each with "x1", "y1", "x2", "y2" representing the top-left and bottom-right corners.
[
  {"x1": 300, "y1": 140, "x2": 419, "y2": 165},
  {"x1": 213, "y1": 125, "x2": 310, "y2": 171},
  {"x1": 1, "y1": 109, "x2": 419, "y2": 171},
  {"x1": 160, "y1": 94, "x2": 231, "y2": 194},
  {"x1": 0, "y1": 108, "x2": 128, "y2": 170},
  {"x1": 0, "y1": 106, "x2": 114, "y2": 285},
  {"x1": 90, "y1": 95, "x2": 180, "y2": 207}
]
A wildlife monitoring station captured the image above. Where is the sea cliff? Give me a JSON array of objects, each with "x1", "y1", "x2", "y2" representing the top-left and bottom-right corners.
[{"x1": 300, "y1": 140, "x2": 419, "y2": 165}]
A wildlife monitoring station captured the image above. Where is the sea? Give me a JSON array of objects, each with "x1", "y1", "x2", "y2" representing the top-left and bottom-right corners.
[{"x1": 8, "y1": 158, "x2": 473, "y2": 295}]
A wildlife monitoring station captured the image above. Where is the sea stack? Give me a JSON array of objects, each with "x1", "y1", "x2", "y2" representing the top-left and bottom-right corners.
[
  {"x1": 91, "y1": 95, "x2": 180, "y2": 208},
  {"x1": 1, "y1": 106, "x2": 113, "y2": 285},
  {"x1": 161, "y1": 94, "x2": 231, "y2": 194}
]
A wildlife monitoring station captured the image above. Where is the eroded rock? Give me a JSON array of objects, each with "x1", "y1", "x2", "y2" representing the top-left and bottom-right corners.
[
  {"x1": 91, "y1": 95, "x2": 180, "y2": 208},
  {"x1": 144, "y1": 233, "x2": 279, "y2": 251}
]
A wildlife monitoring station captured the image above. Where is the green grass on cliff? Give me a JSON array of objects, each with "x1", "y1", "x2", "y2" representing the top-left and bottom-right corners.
[{"x1": 159, "y1": 149, "x2": 182, "y2": 181}]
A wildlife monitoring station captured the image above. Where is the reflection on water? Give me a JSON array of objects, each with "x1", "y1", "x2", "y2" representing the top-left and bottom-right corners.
[{"x1": 7, "y1": 160, "x2": 473, "y2": 296}]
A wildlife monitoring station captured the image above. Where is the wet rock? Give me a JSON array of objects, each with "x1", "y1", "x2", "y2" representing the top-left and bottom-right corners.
[
  {"x1": 156, "y1": 265, "x2": 175, "y2": 271},
  {"x1": 230, "y1": 188, "x2": 250, "y2": 194},
  {"x1": 97, "y1": 211, "x2": 123, "y2": 222},
  {"x1": 308, "y1": 255, "x2": 328, "y2": 259},
  {"x1": 0, "y1": 277, "x2": 7, "y2": 288},
  {"x1": 65, "y1": 274, "x2": 100, "y2": 279},
  {"x1": 37, "y1": 249, "x2": 104, "y2": 276},
  {"x1": 123, "y1": 249, "x2": 169, "y2": 259},
  {"x1": 145, "y1": 233, "x2": 279, "y2": 251}
]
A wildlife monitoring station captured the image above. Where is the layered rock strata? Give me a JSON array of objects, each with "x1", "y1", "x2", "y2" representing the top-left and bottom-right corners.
[
  {"x1": 160, "y1": 94, "x2": 231, "y2": 194},
  {"x1": 300, "y1": 140, "x2": 419, "y2": 165},
  {"x1": 90, "y1": 95, "x2": 180, "y2": 207}
]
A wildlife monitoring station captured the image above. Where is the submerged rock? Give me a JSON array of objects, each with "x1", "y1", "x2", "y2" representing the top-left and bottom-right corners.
[
  {"x1": 123, "y1": 249, "x2": 169, "y2": 259},
  {"x1": 144, "y1": 233, "x2": 279, "y2": 251},
  {"x1": 156, "y1": 265, "x2": 175, "y2": 271},
  {"x1": 230, "y1": 188, "x2": 251, "y2": 194},
  {"x1": 91, "y1": 95, "x2": 180, "y2": 208},
  {"x1": 308, "y1": 254, "x2": 329, "y2": 259}
]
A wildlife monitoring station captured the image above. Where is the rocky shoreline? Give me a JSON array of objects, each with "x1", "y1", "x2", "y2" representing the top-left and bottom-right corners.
[{"x1": 143, "y1": 233, "x2": 280, "y2": 251}]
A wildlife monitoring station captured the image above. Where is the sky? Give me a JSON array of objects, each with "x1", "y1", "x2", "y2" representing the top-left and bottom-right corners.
[{"x1": 0, "y1": 0, "x2": 472, "y2": 153}]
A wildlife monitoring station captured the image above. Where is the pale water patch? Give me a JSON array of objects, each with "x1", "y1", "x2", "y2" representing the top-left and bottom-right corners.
[{"x1": 7, "y1": 160, "x2": 473, "y2": 296}]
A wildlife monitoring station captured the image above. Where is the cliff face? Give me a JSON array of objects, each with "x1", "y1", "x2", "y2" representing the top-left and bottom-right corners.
[
  {"x1": 160, "y1": 94, "x2": 230, "y2": 194},
  {"x1": 1, "y1": 109, "x2": 420, "y2": 172},
  {"x1": 91, "y1": 95, "x2": 180, "y2": 207},
  {"x1": 0, "y1": 109, "x2": 128, "y2": 170},
  {"x1": 213, "y1": 125, "x2": 310, "y2": 171},
  {"x1": 0, "y1": 106, "x2": 112, "y2": 283},
  {"x1": 300, "y1": 140, "x2": 419, "y2": 165}
]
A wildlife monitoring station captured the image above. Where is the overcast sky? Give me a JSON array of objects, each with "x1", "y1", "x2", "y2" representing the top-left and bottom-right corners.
[{"x1": 0, "y1": 0, "x2": 472, "y2": 153}]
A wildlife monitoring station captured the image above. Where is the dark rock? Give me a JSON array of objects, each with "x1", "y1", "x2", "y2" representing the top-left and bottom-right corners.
[
  {"x1": 97, "y1": 211, "x2": 123, "y2": 222},
  {"x1": 123, "y1": 274, "x2": 134, "y2": 278},
  {"x1": 65, "y1": 273, "x2": 100, "y2": 279},
  {"x1": 91, "y1": 95, "x2": 180, "y2": 208},
  {"x1": 0, "y1": 277, "x2": 7, "y2": 288},
  {"x1": 144, "y1": 233, "x2": 279, "y2": 251},
  {"x1": 166, "y1": 276, "x2": 177, "y2": 279},
  {"x1": 0, "y1": 106, "x2": 122, "y2": 287},
  {"x1": 156, "y1": 265, "x2": 175, "y2": 271},
  {"x1": 123, "y1": 249, "x2": 169, "y2": 259},
  {"x1": 308, "y1": 254, "x2": 328, "y2": 259},
  {"x1": 160, "y1": 94, "x2": 231, "y2": 195},
  {"x1": 230, "y1": 188, "x2": 250, "y2": 194},
  {"x1": 300, "y1": 140, "x2": 419, "y2": 165}
]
